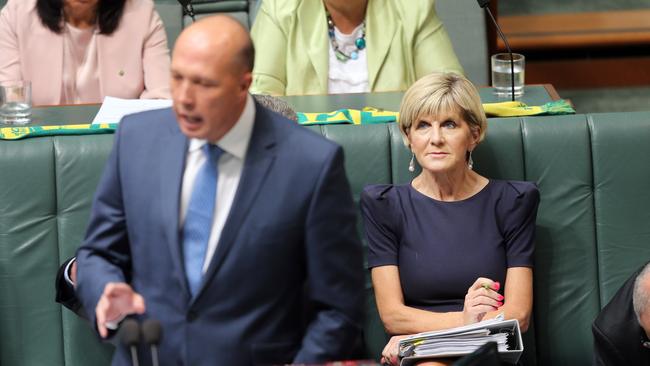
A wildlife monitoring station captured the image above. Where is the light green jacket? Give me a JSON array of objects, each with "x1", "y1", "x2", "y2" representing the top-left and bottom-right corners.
[{"x1": 250, "y1": 0, "x2": 464, "y2": 96}]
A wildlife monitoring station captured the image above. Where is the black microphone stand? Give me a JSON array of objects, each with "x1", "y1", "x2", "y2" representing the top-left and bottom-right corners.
[
  {"x1": 120, "y1": 319, "x2": 142, "y2": 366},
  {"x1": 142, "y1": 319, "x2": 163, "y2": 366},
  {"x1": 477, "y1": 0, "x2": 516, "y2": 101}
]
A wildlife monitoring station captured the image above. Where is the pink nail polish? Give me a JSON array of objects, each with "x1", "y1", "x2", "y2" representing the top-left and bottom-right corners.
[
  {"x1": 493, "y1": 282, "x2": 501, "y2": 291},
  {"x1": 498, "y1": 295, "x2": 504, "y2": 301},
  {"x1": 497, "y1": 301, "x2": 503, "y2": 307}
]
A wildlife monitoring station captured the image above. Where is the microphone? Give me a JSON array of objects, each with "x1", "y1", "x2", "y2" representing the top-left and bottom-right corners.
[
  {"x1": 120, "y1": 319, "x2": 142, "y2": 366},
  {"x1": 142, "y1": 319, "x2": 163, "y2": 366},
  {"x1": 477, "y1": 0, "x2": 516, "y2": 101},
  {"x1": 177, "y1": 0, "x2": 196, "y2": 22}
]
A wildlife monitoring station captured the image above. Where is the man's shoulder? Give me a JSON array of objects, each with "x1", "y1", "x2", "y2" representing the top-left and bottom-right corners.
[
  {"x1": 116, "y1": 107, "x2": 179, "y2": 142},
  {"x1": 593, "y1": 264, "x2": 647, "y2": 355},
  {"x1": 119, "y1": 107, "x2": 176, "y2": 128}
]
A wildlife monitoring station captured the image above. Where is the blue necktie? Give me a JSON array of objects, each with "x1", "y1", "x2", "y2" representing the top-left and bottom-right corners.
[{"x1": 183, "y1": 144, "x2": 223, "y2": 297}]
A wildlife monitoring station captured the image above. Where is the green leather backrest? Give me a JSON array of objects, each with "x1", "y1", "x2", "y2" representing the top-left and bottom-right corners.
[
  {"x1": 522, "y1": 115, "x2": 599, "y2": 365},
  {"x1": 182, "y1": 0, "x2": 251, "y2": 29},
  {"x1": 0, "y1": 136, "x2": 114, "y2": 366},
  {"x1": 589, "y1": 113, "x2": 650, "y2": 302},
  {"x1": 435, "y1": 0, "x2": 490, "y2": 86},
  {"x1": 2, "y1": 114, "x2": 650, "y2": 365},
  {"x1": 154, "y1": 0, "x2": 184, "y2": 49},
  {"x1": 154, "y1": 0, "x2": 254, "y2": 52}
]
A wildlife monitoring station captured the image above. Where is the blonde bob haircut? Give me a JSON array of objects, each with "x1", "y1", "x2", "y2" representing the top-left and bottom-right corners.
[{"x1": 398, "y1": 72, "x2": 487, "y2": 146}]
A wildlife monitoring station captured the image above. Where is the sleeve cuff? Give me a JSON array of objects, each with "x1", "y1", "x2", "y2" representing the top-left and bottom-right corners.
[{"x1": 63, "y1": 257, "x2": 76, "y2": 287}]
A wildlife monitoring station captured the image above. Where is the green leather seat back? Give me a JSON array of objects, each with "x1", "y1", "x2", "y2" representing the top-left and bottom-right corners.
[
  {"x1": 55, "y1": 136, "x2": 115, "y2": 365},
  {"x1": 5, "y1": 113, "x2": 650, "y2": 365},
  {"x1": 154, "y1": 0, "x2": 255, "y2": 51},
  {"x1": 589, "y1": 113, "x2": 650, "y2": 304},
  {"x1": 0, "y1": 139, "x2": 62, "y2": 365},
  {"x1": 436, "y1": 0, "x2": 489, "y2": 86},
  {"x1": 523, "y1": 115, "x2": 599, "y2": 365},
  {"x1": 308, "y1": 124, "x2": 396, "y2": 358},
  {"x1": 0, "y1": 137, "x2": 114, "y2": 365},
  {"x1": 154, "y1": 0, "x2": 184, "y2": 49},
  {"x1": 182, "y1": 0, "x2": 251, "y2": 29}
]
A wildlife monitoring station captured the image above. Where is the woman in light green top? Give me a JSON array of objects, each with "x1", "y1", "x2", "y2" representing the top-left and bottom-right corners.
[{"x1": 250, "y1": 0, "x2": 463, "y2": 96}]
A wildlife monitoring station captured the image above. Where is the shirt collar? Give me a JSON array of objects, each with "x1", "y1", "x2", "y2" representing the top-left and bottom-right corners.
[{"x1": 188, "y1": 94, "x2": 256, "y2": 160}]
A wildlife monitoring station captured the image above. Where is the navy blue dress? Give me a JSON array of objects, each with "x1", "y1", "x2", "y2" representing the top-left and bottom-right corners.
[{"x1": 361, "y1": 180, "x2": 540, "y2": 312}]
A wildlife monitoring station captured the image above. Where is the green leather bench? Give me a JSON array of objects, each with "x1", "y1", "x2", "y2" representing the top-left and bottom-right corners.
[{"x1": 1, "y1": 113, "x2": 650, "y2": 365}]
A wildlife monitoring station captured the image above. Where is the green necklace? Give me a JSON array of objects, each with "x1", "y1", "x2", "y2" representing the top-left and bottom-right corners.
[{"x1": 326, "y1": 10, "x2": 366, "y2": 62}]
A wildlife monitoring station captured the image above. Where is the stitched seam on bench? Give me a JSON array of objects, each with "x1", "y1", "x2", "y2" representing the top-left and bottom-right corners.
[
  {"x1": 53, "y1": 136, "x2": 66, "y2": 366},
  {"x1": 586, "y1": 114, "x2": 602, "y2": 309}
]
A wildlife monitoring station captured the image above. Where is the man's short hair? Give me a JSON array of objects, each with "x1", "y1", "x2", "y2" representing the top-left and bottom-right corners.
[
  {"x1": 633, "y1": 262, "x2": 650, "y2": 323},
  {"x1": 240, "y1": 36, "x2": 255, "y2": 72},
  {"x1": 252, "y1": 94, "x2": 298, "y2": 122}
]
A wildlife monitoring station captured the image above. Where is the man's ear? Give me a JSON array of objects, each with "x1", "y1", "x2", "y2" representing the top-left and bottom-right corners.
[{"x1": 241, "y1": 71, "x2": 253, "y2": 93}]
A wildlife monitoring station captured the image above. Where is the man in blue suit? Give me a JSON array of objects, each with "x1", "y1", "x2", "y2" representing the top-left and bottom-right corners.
[{"x1": 75, "y1": 15, "x2": 364, "y2": 365}]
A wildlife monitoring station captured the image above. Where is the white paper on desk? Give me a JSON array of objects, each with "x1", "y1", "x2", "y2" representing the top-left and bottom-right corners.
[{"x1": 91, "y1": 96, "x2": 172, "y2": 124}]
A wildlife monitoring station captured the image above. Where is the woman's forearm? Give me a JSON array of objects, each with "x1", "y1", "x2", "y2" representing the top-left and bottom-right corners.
[{"x1": 380, "y1": 304, "x2": 464, "y2": 335}]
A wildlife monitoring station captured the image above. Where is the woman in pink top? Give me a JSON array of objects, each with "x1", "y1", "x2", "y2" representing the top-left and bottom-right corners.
[{"x1": 0, "y1": 0, "x2": 170, "y2": 105}]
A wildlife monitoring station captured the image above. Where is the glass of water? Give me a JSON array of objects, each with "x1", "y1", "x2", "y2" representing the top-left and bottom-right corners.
[
  {"x1": 0, "y1": 80, "x2": 32, "y2": 125},
  {"x1": 491, "y1": 53, "x2": 525, "y2": 98}
]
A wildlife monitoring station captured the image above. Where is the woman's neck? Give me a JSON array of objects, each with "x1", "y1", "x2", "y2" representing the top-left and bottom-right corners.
[
  {"x1": 324, "y1": 0, "x2": 368, "y2": 34},
  {"x1": 64, "y1": 3, "x2": 98, "y2": 29},
  {"x1": 412, "y1": 168, "x2": 488, "y2": 202}
]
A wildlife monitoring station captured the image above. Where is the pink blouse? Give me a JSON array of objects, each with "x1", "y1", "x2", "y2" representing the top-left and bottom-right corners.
[{"x1": 61, "y1": 24, "x2": 101, "y2": 104}]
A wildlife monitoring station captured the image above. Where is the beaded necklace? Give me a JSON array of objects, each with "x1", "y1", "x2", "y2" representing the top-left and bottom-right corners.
[{"x1": 325, "y1": 9, "x2": 366, "y2": 62}]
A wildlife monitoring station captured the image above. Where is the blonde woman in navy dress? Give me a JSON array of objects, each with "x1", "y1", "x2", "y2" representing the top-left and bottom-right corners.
[{"x1": 360, "y1": 72, "x2": 540, "y2": 365}]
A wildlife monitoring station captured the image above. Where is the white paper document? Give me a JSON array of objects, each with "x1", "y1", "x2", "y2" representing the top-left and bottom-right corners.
[
  {"x1": 92, "y1": 96, "x2": 172, "y2": 124},
  {"x1": 398, "y1": 316, "x2": 523, "y2": 365}
]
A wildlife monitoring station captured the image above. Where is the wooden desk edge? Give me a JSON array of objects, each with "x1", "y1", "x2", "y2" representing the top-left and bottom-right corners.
[{"x1": 542, "y1": 84, "x2": 561, "y2": 101}]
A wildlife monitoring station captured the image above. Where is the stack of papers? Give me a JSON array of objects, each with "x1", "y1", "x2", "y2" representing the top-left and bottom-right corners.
[
  {"x1": 398, "y1": 316, "x2": 522, "y2": 365},
  {"x1": 92, "y1": 97, "x2": 172, "y2": 124}
]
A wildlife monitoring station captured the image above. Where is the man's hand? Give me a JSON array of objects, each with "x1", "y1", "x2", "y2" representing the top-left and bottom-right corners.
[{"x1": 95, "y1": 282, "x2": 146, "y2": 338}]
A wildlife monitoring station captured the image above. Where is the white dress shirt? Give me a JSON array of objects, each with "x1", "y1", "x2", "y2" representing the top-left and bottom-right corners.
[{"x1": 179, "y1": 94, "x2": 256, "y2": 273}]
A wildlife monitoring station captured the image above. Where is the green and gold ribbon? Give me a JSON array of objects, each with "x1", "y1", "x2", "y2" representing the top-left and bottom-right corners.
[
  {"x1": 0, "y1": 123, "x2": 117, "y2": 140},
  {"x1": 0, "y1": 100, "x2": 575, "y2": 139},
  {"x1": 482, "y1": 99, "x2": 575, "y2": 117},
  {"x1": 297, "y1": 100, "x2": 575, "y2": 125}
]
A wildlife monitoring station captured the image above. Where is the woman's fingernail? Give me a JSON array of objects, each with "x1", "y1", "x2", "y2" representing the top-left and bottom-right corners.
[
  {"x1": 498, "y1": 295, "x2": 504, "y2": 301},
  {"x1": 493, "y1": 282, "x2": 500, "y2": 291},
  {"x1": 497, "y1": 301, "x2": 503, "y2": 307}
]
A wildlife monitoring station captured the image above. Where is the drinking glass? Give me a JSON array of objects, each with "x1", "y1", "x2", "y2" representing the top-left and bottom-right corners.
[
  {"x1": 491, "y1": 53, "x2": 525, "y2": 98},
  {"x1": 0, "y1": 80, "x2": 32, "y2": 125}
]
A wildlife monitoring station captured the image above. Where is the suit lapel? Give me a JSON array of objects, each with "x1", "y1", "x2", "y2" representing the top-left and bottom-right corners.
[
  {"x1": 194, "y1": 107, "x2": 277, "y2": 302},
  {"x1": 158, "y1": 116, "x2": 190, "y2": 297},
  {"x1": 366, "y1": 0, "x2": 397, "y2": 90},
  {"x1": 299, "y1": 0, "x2": 329, "y2": 93}
]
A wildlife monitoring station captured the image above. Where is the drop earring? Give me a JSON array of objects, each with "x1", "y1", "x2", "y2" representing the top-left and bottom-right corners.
[
  {"x1": 468, "y1": 150, "x2": 474, "y2": 170},
  {"x1": 408, "y1": 152, "x2": 415, "y2": 172}
]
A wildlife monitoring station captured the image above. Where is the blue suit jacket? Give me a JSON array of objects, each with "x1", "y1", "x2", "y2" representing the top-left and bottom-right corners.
[{"x1": 76, "y1": 103, "x2": 365, "y2": 365}]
